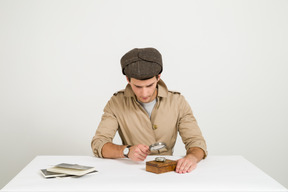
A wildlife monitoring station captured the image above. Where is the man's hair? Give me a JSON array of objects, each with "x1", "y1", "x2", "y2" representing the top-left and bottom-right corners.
[{"x1": 127, "y1": 75, "x2": 159, "y2": 82}]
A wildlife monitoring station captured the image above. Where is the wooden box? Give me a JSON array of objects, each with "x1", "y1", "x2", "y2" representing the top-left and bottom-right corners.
[{"x1": 146, "y1": 159, "x2": 177, "y2": 174}]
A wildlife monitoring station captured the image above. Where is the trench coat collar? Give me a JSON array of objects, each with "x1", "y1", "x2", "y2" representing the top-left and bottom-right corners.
[{"x1": 124, "y1": 79, "x2": 168, "y2": 98}]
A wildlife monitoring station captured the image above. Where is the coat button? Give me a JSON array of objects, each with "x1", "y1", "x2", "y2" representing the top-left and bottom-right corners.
[{"x1": 153, "y1": 125, "x2": 158, "y2": 130}]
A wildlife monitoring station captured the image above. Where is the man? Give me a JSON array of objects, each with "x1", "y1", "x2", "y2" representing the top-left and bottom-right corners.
[{"x1": 91, "y1": 47, "x2": 207, "y2": 174}]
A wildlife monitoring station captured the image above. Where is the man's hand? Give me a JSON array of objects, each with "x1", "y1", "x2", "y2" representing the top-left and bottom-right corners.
[
  {"x1": 176, "y1": 147, "x2": 205, "y2": 174},
  {"x1": 128, "y1": 144, "x2": 150, "y2": 161},
  {"x1": 176, "y1": 154, "x2": 198, "y2": 174}
]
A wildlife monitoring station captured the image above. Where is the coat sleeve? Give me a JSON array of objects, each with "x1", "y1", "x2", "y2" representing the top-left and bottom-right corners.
[
  {"x1": 177, "y1": 95, "x2": 208, "y2": 158},
  {"x1": 91, "y1": 98, "x2": 119, "y2": 158}
]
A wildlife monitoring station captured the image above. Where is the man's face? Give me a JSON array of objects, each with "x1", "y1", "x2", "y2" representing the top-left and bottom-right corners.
[{"x1": 128, "y1": 76, "x2": 160, "y2": 103}]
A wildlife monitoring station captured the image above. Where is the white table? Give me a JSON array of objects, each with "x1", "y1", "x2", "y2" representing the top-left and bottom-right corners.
[{"x1": 1, "y1": 155, "x2": 287, "y2": 192}]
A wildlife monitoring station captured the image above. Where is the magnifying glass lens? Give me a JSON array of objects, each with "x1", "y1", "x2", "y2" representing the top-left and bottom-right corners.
[{"x1": 149, "y1": 142, "x2": 167, "y2": 151}]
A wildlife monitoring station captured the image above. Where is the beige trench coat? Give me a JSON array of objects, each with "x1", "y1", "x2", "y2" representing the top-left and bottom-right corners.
[{"x1": 91, "y1": 80, "x2": 207, "y2": 158}]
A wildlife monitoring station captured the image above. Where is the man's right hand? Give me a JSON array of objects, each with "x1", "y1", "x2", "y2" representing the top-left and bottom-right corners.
[{"x1": 128, "y1": 144, "x2": 150, "y2": 161}]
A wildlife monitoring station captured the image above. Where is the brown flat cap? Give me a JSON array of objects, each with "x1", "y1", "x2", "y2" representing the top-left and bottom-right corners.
[{"x1": 121, "y1": 48, "x2": 163, "y2": 80}]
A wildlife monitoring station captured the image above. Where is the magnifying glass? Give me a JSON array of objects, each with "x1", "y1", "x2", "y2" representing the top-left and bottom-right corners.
[
  {"x1": 149, "y1": 142, "x2": 167, "y2": 151},
  {"x1": 149, "y1": 142, "x2": 168, "y2": 162}
]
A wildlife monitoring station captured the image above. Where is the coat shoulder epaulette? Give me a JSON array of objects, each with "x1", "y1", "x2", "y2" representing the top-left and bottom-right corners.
[
  {"x1": 168, "y1": 90, "x2": 181, "y2": 95},
  {"x1": 113, "y1": 90, "x2": 125, "y2": 96}
]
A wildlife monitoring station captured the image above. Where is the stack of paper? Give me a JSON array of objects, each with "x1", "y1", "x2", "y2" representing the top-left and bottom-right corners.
[{"x1": 41, "y1": 163, "x2": 97, "y2": 178}]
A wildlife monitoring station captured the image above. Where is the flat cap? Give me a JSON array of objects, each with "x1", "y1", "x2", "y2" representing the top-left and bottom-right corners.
[{"x1": 121, "y1": 48, "x2": 163, "y2": 80}]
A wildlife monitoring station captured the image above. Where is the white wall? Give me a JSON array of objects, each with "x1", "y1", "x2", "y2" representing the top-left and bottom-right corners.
[{"x1": 0, "y1": 0, "x2": 287, "y2": 189}]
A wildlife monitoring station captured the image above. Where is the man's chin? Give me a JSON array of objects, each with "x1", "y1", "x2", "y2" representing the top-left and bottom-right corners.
[{"x1": 140, "y1": 97, "x2": 150, "y2": 103}]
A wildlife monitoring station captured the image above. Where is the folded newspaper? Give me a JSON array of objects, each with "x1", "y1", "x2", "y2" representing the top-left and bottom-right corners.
[{"x1": 42, "y1": 163, "x2": 97, "y2": 177}]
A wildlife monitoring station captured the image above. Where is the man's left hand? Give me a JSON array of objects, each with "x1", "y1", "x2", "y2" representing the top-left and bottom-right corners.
[{"x1": 175, "y1": 154, "x2": 198, "y2": 174}]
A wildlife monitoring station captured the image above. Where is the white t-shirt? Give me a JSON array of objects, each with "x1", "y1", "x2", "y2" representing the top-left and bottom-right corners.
[{"x1": 139, "y1": 99, "x2": 156, "y2": 118}]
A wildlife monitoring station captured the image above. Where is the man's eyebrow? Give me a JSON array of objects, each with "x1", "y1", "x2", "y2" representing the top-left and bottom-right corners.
[
  {"x1": 146, "y1": 82, "x2": 155, "y2": 87},
  {"x1": 133, "y1": 81, "x2": 156, "y2": 88}
]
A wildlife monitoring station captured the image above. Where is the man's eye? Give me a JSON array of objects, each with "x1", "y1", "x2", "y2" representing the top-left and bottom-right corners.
[{"x1": 147, "y1": 83, "x2": 154, "y2": 87}]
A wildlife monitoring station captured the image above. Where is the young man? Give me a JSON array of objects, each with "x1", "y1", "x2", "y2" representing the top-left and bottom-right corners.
[{"x1": 91, "y1": 47, "x2": 207, "y2": 174}]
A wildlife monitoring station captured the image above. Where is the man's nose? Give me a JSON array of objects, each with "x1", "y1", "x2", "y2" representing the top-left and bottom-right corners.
[{"x1": 141, "y1": 88, "x2": 148, "y2": 96}]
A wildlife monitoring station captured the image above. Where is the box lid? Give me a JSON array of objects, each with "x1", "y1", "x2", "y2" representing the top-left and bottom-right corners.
[{"x1": 146, "y1": 159, "x2": 177, "y2": 168}]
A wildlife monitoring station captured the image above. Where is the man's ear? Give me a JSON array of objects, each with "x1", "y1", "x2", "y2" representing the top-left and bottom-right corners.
[
  {"x1": 157, "y1": 74, "x2": 161, "y2": 81},
  {"x1": 126, "y1": 76, "x2": 130, "y2": 83}
]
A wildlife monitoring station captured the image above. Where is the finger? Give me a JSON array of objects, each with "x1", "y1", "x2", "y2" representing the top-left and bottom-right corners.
[
  {"x1": 177, "y1": 159, "x2": 193, "y2": 173},
  {"x1": 180, "y1": 163, "x2": 189, "y2": 173},
  {"x1": 139, "y1": 145, "x2": 150, "y2": 154},
  {"x1": 136, "y1": 148, "x2": 149, "y2": 158},
  {"x1": 181, "y1": 161, "x2": 197, "y2": 173},
  {"x1": 136, "y1": 152, "x2": 147, "y2": 159},
  {"x1": 130, "y1": 153, "x2": 143, "y2": 161},
  {"x1": 135, "y1": 153, "x2": 147, "y2": 161},
  {"x1": 138, "y1": 156, "x2": 146, "y2": 161},
  {"x1": 134, "y1": 148, "x2": 148, "y2": 159},
  {"x1": 176, "y1": 160, "x2": 184, "y2": 173},
  {"x1": 187, "y1": 163, "x2": 197, "y2": 173}
]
